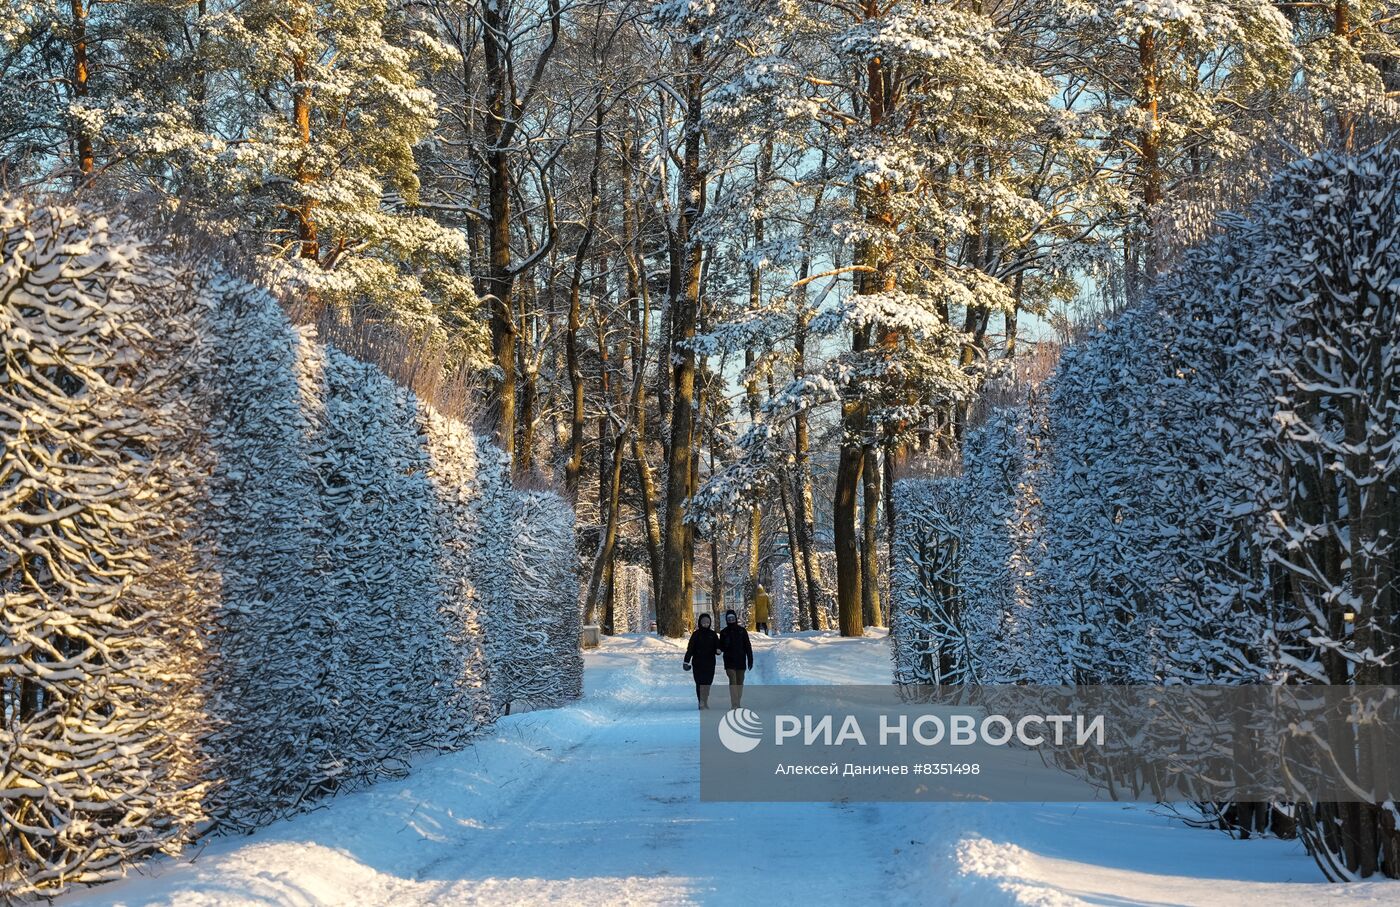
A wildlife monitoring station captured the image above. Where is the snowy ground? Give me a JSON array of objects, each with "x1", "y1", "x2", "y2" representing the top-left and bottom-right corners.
[{"x1": 67, "y1": 632, "x2": 1398, "y2": 906}]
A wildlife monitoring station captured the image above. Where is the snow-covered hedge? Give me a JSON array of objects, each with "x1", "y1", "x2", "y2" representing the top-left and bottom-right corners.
[
  {"x1": 887, "y1": 146, "x2": 1400, "y2": 877},
  {"x1": 771, "y1": 554, "x2": 838, "y2": 632},
  {"x1": 611, "y1": 565, "x2": 650, "y2": 633},
  {"x1": 201, "y1": 282, "x2": 580, "y2": 827},
  {"x1": 889, "y1": 478, "x2": 965, "y2": 684},
  {"x1": 1, "y1": 203, "x2": 211, "y2": 895},
  {"x1": 771, "y1": 563, "x2": 800, "y2": 633},
  {"x1": 0, "y1": 201, "x2": 581, "y2": 896}
]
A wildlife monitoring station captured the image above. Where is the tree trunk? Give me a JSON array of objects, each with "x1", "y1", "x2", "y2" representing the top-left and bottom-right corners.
[
  {"x1": 861, "y1": 443, "x2": 883, "y2": 628},
  {"x1": 658, "y1": 34, "x2": 704, "y2": 638},
  {"x1": 834, "y1": 319, "x2": 866, "y2": 637},
  {"x1": 743, "y1": 142, "x2": 772, "y2": 622},
  {"x1": 834, "y1": 7, "x2": 889, "y2": 637},
  {"x1": 516, "y1": 280, "x2": 537, "y2": 475},
  {"x1": 792, "y1": 294, "x2": 822, "y2": 630},
  {"x1": 621, "y1": 131, "x2": 664, "y2": 613},
  {"x1": 597, "y1": 276, "x2": 613, "y2": 529},
  {"x1": 708, "y1": 408, "x2": 726, "y2": 621},
  {"x1": 483, "y1": 1, "x2": 516, "y2": 465},
  {"x1": 584, "y1": 427, "x2": 629, "y2": 629},
  {"x1": 1335, "y1": 1, "x2": 1355, "y2": 150},
  {"x1": 1138, "y1": 29, "x2": 1161, "y2": 279},
  {"x1": 291, "y1": 38, "x2": 318, "y2": 261},
  {"x1": 1005, "y1": 271, "x2": 1023, "y2": 357},
  {"x1": 564, "y1": 254, "x2": 586, "y2": 496},
  {"x1": 70, "y1": 0, "x2": 93, "y2": 184},
  {"x1": 775, "y1": 472, "x2": 805, "y2": 632},
  {"x1": 745, "y1": 345, "x2": 762, "y2": 625},
  {"x1": 564, "y1": 94, "x2": 605, "y2": 497}
]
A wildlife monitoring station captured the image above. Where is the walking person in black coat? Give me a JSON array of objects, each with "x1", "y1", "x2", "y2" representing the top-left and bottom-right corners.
[
  {"x1": 683, "y1": 613, "x2": 720, "y2": 709},
  {"x1": 719, "y1": 609, "x2": 754, "y2": 708}
]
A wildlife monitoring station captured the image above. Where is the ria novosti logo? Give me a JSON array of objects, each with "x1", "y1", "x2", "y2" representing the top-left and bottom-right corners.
[{"x1": 717, "y1": 708, "x2": 763, "y2": 753}]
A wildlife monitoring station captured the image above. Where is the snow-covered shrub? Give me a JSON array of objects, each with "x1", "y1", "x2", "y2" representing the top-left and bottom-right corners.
[
  {"x1": 891, "y1": 404, "x2": 1054, "y2": 685},
  {"x1": 611, "y1": 565, "x2": 650, "y2": 633},
  {"x1": 0, "y1": 202, "x2": 211, "y2": 896},
  {"x1": 201, "y1": 280, "x2": 580, "y2": 826},
  {"x1": 887, "y1": 145, "x2": 1400, "y2": 877},
  {"x1": 771, "y1": 563, "x2": 799, "y2": 633},
  {"x1": 1245, "y1": 150, "x2": 1400, "y2": 879},
  {"x1": 497, "y1": 488, "x2": 583, "y2": 707},
  {"x1": 770, "y1": 554, "x2": 839, "y2": 632},
  {"x1": 963, "y1": 405, "x2": 1050, "y2": 683},
  {"x1": 889, "y1": 478, "x2": 966, "y2": 685},
  {"x1": 2, "y1": 200, "x2": 582, "y2": 890}
]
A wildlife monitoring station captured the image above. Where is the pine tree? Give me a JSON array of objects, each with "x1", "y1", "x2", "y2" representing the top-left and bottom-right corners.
[{"x1": 204, "y1": 0, "x2": 475, "y2": 343}]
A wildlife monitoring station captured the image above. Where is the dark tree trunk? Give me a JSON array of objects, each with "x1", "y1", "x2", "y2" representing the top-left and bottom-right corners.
[
  {"x1": 834, "y1": 321, "x2": 866, "y2": 638},
  {"x1": 70, "y1": 0, "x2": 93, "y2": 184},
  {"x1": 861, "y1": 443, "x2": 883, "y2": 628}
]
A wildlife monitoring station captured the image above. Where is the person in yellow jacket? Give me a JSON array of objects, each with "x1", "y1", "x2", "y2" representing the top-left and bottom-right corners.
[{"x1": 753, "y1": 583, "x2": 771, "y2": 635}]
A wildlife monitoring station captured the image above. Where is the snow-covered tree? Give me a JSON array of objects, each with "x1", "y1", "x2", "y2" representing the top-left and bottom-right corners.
[
  {"x1": 0, "y1": 0, "x2": 216, "y2": 188},
  {"x1": 1054, "y1": 0, "x2": 1296, "y2": 290},
  {"x1": 205, "y1": 0, "x2": 476, "y2": 340}
]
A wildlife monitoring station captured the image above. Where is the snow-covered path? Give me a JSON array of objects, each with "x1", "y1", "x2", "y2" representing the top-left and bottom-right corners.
[{"x1": 67, "y1": 634, "x2": 1398, "y2": 906}]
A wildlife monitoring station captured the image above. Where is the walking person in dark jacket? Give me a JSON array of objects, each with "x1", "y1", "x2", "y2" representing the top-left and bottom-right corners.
[
  {"x1": 683, "y1": 613, "x2": 720, "y2": 709},
  {"x1": 719, "y1": 609, "x2": 754, "y2": 708}
]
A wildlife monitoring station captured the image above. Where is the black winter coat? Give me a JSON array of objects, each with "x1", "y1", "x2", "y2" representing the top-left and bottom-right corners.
[
  {"x1": 719, "y1": 624, "x2": 753, "y2": 671},
  {"x1": 684, "y1": 628, "x2": 721, "y2": 685}
]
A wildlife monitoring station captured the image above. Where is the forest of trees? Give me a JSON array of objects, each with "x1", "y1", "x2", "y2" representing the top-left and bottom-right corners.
[{"x1": 3, "y1": 0, "x2": 1398, "y2": 639}]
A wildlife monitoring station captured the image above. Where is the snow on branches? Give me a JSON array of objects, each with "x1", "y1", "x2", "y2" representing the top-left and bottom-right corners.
[
  {"x1": 1, "y1": 201, "x2": 210, "y2": 895},
  {"x1": 887, "y1": 143, "x2": 1400, "y2": 876},
  {"x1": 1, "y1": 201, "x2": 581, "y2": 895},
  {"x1": 889, "y1": 142, "x2": 1400, "y2": 692}
]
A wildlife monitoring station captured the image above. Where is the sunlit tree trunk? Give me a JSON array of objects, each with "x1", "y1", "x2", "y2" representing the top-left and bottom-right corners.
[
  {"x1": 834, "y1": 319, "x2": 867, "y2": 636},
  {"x1": 69, "y1": 0, "x2": 93, "y2": 185},
  {"x1": 1138, "y1": 28, "x2": 1161, "y2": 280},
  {"x1": 621, "y1": 130, "x2": 664, "y2": 610},
  {"x1": 482, "y1": 4, "x2": 516, "y2": 462},
  {"x1": 658, "y1": 32, "x2": 704, "y2": 637},
  {"x1": 565, "y1": 94, "x2": 605, "y2": 497}
]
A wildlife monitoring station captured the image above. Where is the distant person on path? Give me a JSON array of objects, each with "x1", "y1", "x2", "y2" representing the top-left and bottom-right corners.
[
  {"x1": 719, "y1": 609, "x2": 754, "y2": 708},
  {"x1": 753, "y1": 583, "x2": 771, "y2": 635},
  {"x1": 683, "y1": 613, "x2": 720, "y2": 709}
]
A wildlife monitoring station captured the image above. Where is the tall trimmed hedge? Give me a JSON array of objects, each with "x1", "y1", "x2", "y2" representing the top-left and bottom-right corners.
[
  {"x1": 0, "y1": 201, "x2": 581, "y2": 896},
  {"x1": 887, "y1": 146, "x2": 1400, "y2": 879}
]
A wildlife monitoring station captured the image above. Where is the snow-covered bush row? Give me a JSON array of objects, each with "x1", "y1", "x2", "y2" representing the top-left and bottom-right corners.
[
  {"x1": 1, "y1": 202, "x2": 211, "y2": 896},
  {"x1": 199, "y1": 239, "x2": 583, "y2": 827},
  {"x1": 611, "y1": 565, "x2": 650, "y2": 633},
  {"x1": 0, "y1": 202, "x2": 581, "y2": 896},
  {"x1": 771, "y1": 563, "x2": 800, "y2": 633},
  {"x1": 888, "y1": 146, "x2": 1400, "y2": 877},
  {"x1": 771, "y1": 554, "x2": 838, "y2": 632},
  {"x1": 201, "y1": 287, "x2": 579, "y2": 825}
]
